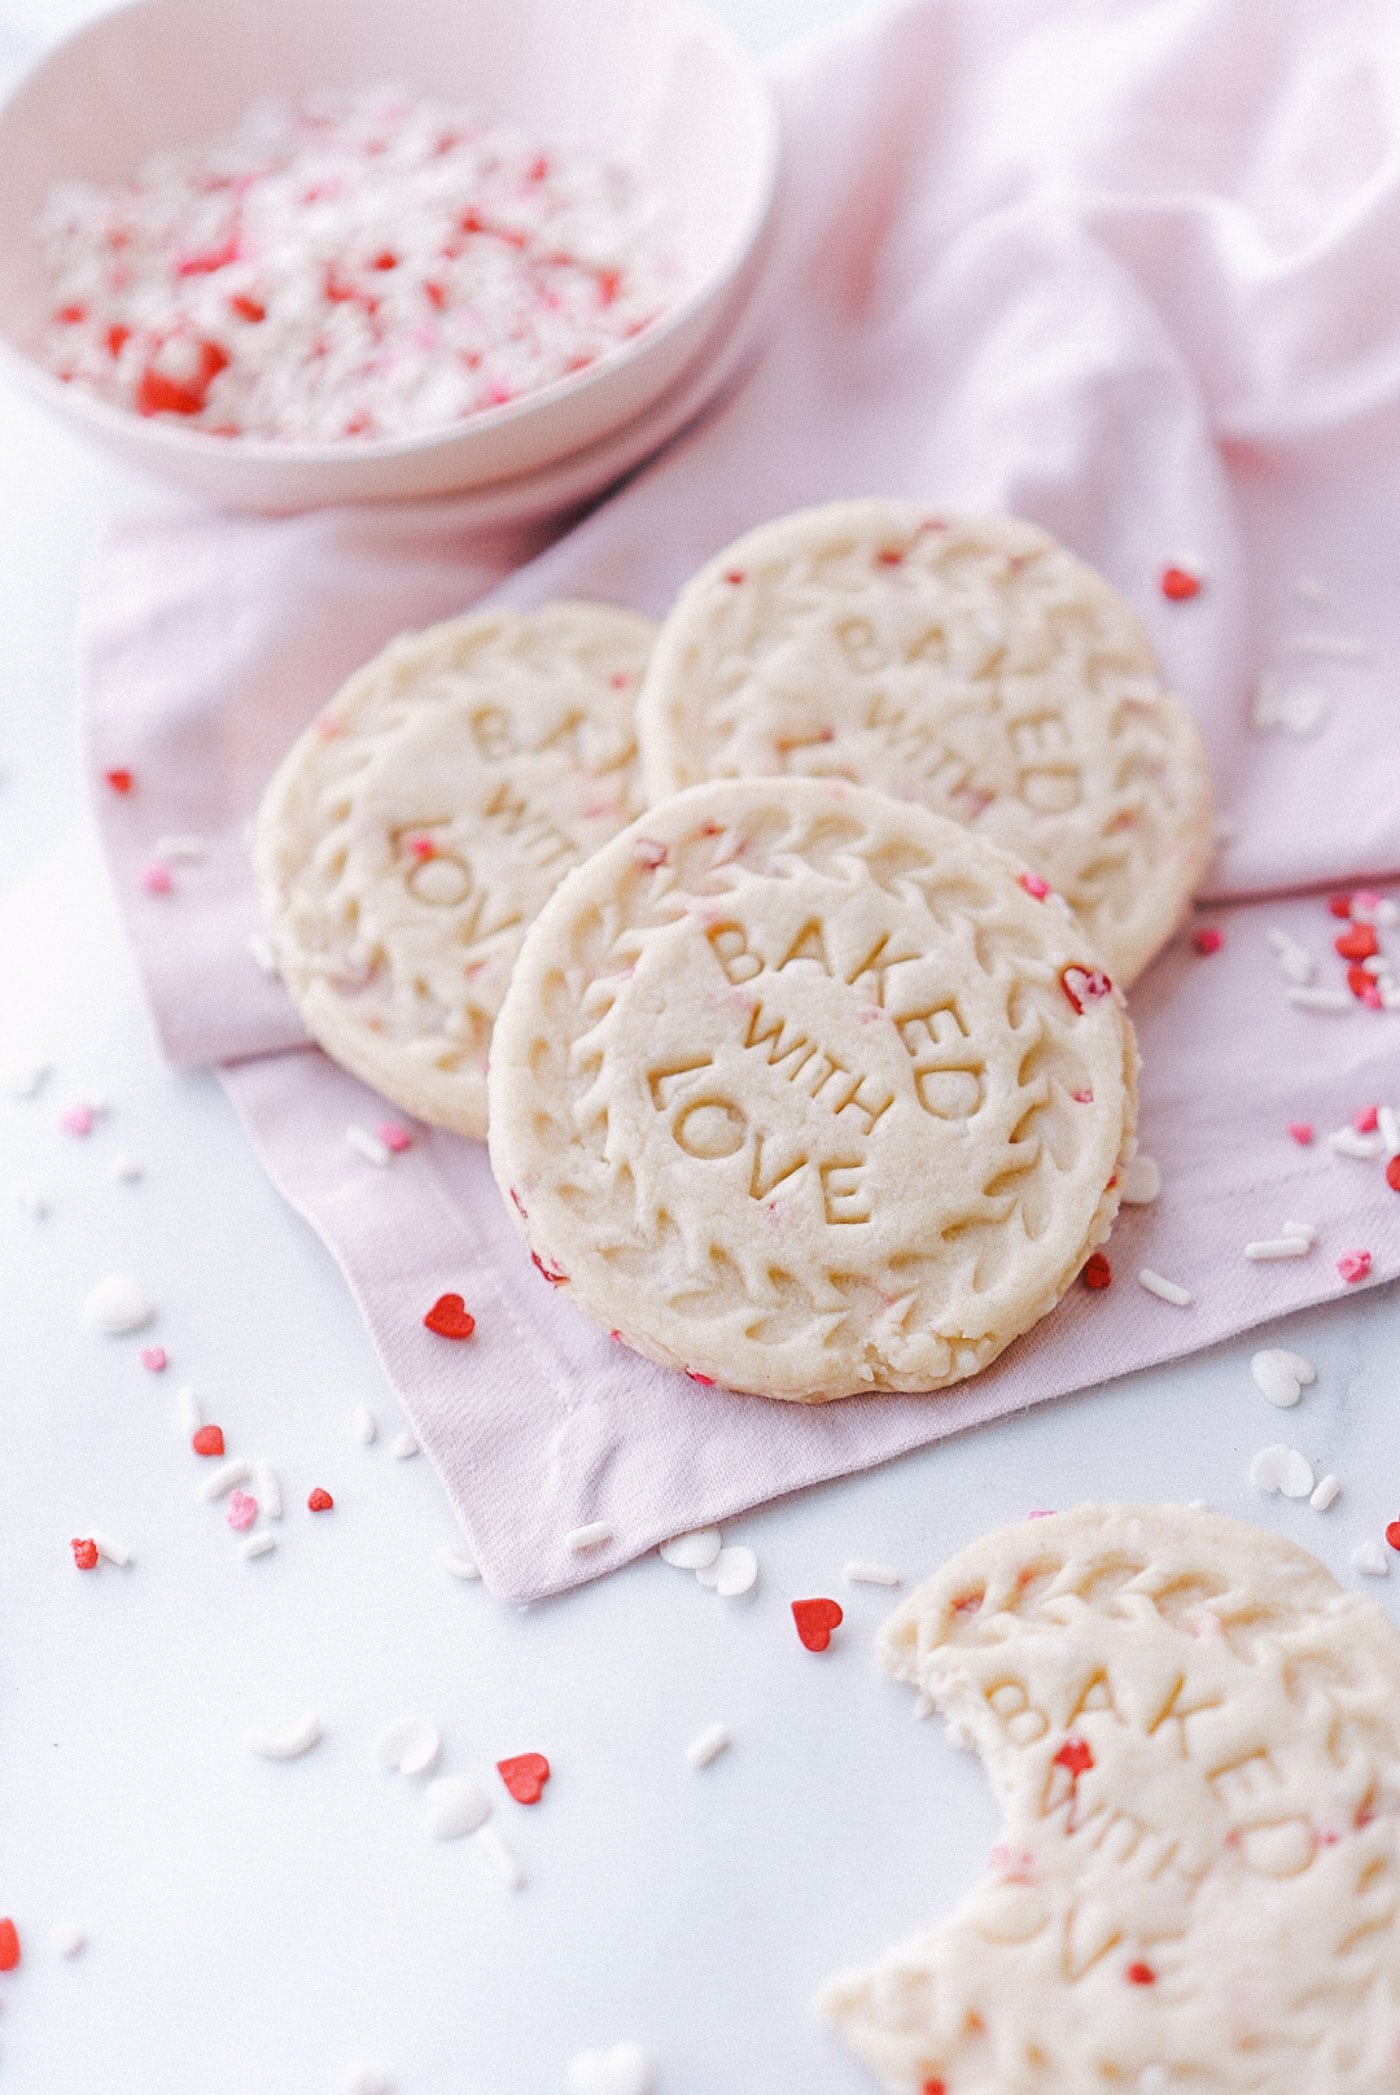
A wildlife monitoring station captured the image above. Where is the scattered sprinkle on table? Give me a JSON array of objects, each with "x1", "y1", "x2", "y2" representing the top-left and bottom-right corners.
[
  {"x1": 566, "y1": 2040, "x2": 655, "y2": 2095},
  {"x1": 202, "y1": 1458, "x2": 251, "y2": 1501},
  {"x1": 375, "y1": 1717, "x2": 441, "y2": 1779},
  {"x1": 1386, "y1": 1519, "x2": 1400, "y2": 1553},
  {"x1": 340, "y1": 2058, "x2": 393, "y2": 2095},
  {"x1": 438, "y1": 1545, "x2": 478, "y2": 1578},
  {"x1": 141, "y1": 1345, "x2": 168, "y2": 1374},
  {"x1": 1118, "y1": 1153, "x2": 1161, "y2": 1204},
  {"x1": 240, "y1": 1531, "x2": 277, "y2": 1560},
  {"x1": 475, "y1": 1821, "x2": 526, "y2": 1890},
  {"x1": 1337, "y1": 1249, "x2": 1372, "y2": 1285},
  {"x1": 791, "y1": 1597, "x2": 844, "y2": 1651},
  {"x1": 0, "y1": 1919, "x2": 19, "y2": 1971},
  {"x1": 1082, "y1": 1250, "x2": 1112, "y2": 1289},
  {"x1": 11, "y1": 1179, "x2": 50, "y2": 1219},
  {"x1": 191, "y1": 1423, "x2": 224, "y2": 1457},
  {"x1": 71, "y1": 1537, "x2": 99, "y2": 1571},
  {"x1": 351, "y1": 1404, "x2": 378, "y2": 1446},
  {"x1": 1310, "y1": 1473, "x2": 1341, "y2": 1511},
  {"x1": 81, "y1": 1270, "x2": 155, "y2": 1334},
  {"x1": 658, "y1": 1527, "x2": 722, "y2": 1570},
  {"x1": 843, "y1": 1560, "x2": 901, "y2": 1587},
  {"x1": 388, "y1": 1430, "x2": 419, "y2": 1461},
  {"x1": 1159, "y1": 564, "x2": 1202, "y2": 601},
  {"x1": 1, "y1": 1058, "x2": 49, "y2": 1097},
  {"x1": 1244, "y1": 1225, "x2": 1313, "y2": 1261},
  {"x1": 1249, "y1": 1444, "x2": 1315, "y2": 1499},
  {"x1": 1353, "y1": 1539, "x2": 1390, "y2": 1578},
  {"x1": 422, "y1": 1775, "x2": 492, "y2": 1842},
  {"x1": 176, "y1": 1384, "x2": 201, "y2": 1428},
  {"x1": 566, "y1": 1521, "x2": 613, "y2": 1553},
  {"x1": 1250, "y1": 1349, "x2": 1316, "y2": 1409},
  {"x1": 50, "y1": 1921, "x2": 85, "y2": 1958},
  {"x1": 497, "y1": 1752, "x2": 550, "y2": 1805},
  {"x1": 1192, "y1": 926, "x2": 1223, "y2": 954},
  {"x1": 256, "y1": 1462, "x2": 283, "y2": 1519},
  {"x1": 91, "y1": 1529, "x2": 133, "y2": 1567},
  {"x1": 695, "y1": 1544, "x2": 759, "y2": 1598},
  {"x1": 1138, "y1": 1268, "x2": 1192, "y2": 1307},
  {"x1": 243, "y1": 1711, "x2": 323, "y2": 1760},
  {"x1": 685, "y1": 1722, "x2": 732, "y2": 1769},
  {"x1": 227, "y1": 1490, "x2": 258, "y2": 1533},
  {"x1": 308, "y1": 1487, "x2": 335, "y2": 1512},
  {"x1": 1287, "y1": 1120, "x2": 1314, "y2": 1144}
]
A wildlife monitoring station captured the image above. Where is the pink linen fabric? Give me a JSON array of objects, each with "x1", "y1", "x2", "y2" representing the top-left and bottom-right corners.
[{"x1": 85, "y1": 0, "x2": 1400, "y2": 1597}]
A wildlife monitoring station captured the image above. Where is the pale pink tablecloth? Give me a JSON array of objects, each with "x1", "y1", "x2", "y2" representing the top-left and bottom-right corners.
[{"x1": 84, "y1": 0, "x2": 1400, "y2": 1597}]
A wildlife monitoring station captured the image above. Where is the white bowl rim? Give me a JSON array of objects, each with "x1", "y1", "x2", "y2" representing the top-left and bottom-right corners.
[{"x1": 0, "y1": 0, "x2": 780, "y2": 467}]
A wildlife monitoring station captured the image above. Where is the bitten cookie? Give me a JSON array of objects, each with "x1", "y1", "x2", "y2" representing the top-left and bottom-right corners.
[
  {"x1": 487, "y1": 776, "x2": 1137, "y2": 1402},
  {"x1": 636, "y1": 503, "x2": 1214, "y2": 985},
  {"x1": 255, "y1": 601, "x2": 655, "y2": 1139},
  {"x1": 819, "y1": 1503, "x2": 1400, "y2": 2094}
]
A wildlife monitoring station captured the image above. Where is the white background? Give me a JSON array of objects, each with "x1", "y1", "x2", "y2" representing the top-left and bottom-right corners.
[{"x1": 3, "y1": 4, "x2": 1400, "y2": 2092}]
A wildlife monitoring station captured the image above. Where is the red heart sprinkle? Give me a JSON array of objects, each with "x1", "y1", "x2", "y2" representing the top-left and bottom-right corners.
[
  {"x1": 791, "y1": 1597, "x2": 843, "y2": 1652},
  {"x1": 104, "y1": 767, "x2": 135, "y2": 795},
  {"x1": 0, "y1": 1919, "x2": 19, "y2": 1971},
  {"x1": 424, "y1": 1293, "x2": 475, "y2": 1339},
  {"x1": 1386, "y1": 1520, "x2": 1400, "y2": 1553},
  {"x1": 1082, "y1": 1252, "x2": 1112, "y2": 1290},
  {"x1": 71, "y1": 1537, "x2": 99, "y2": 1571},
  {"x1": 922, "y1": 2082, "x2": 946, "y2": 2095},
  {"x1": 1329, "y1": 894, "x2": 1354, "y2": 918},
  {"x1": 1160, "y1": 566, "x2": 1201, "y2": 601},
  {"x1": 1193, "y1": 926, "x2": 1223, "y2": 954},
  {"x1": 1387, "y1": 1155, "x2": 1400, "y2": 1193},
  {"x1": 1060, "y1": 965, "x2": 1112, "y2": 1014},
  {"x1": 724, "y1": 569, "x2": 745, "y2": 585},
  {"x1": 191, "y1": 1424, "x2": 225, "y2": 1458},
  {"x1": 1338, "y1": 1249, "x2": 1372, "y2": 1285},
  {"x1": 1336, "y1": 923, "x2": 1378, "y2": 961},
  {"x1": 307, "y1": 1488, "x2": 334, "y2": 1512},
  {"x1": 1054, "y1": 1736, "x2": 1094, "y2": 1776},
  {"x1": 1347, "y1": 966, "x2": 1379, "y2": 1003},
  {"x1": 1125, "y1": 1961, "x2": 1156, "y2": 1986},
  {"x1": 497, "y1": 1752, "x2": 550, "y2": 1804}
]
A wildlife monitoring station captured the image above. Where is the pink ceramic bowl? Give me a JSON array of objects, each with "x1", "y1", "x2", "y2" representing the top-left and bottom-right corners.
[{"x1": 0, "y1": 0, "x2": 778, "y2": 510}]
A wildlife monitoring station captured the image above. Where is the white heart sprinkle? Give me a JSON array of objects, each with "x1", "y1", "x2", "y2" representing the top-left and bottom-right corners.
[
  {"x1": 244, "y1": 1712, "x2": 322, "y2": 1760},
  {"x1": 81, "y1": 1271, "x2": 155, "y2": 1336},
  {"x1": 1250, "y1": 1349, "x2": 1316, "y2": 1409},
  {"x1": 1249, "y1": 1444, "x2": 1315, "y2": 1499},
  {"x1": 439, "y1": 1547, "x2": 480, "y2": 1581},
  {"x1": 375, "y1": 1717, "x2": 440, "y2": 1779},
  {"x1": 566, "y1": 2041, "x2": 656, "y2": 2095},
  {"x1": 1118, "y1": 1153, "x2": 1161, "y2": 1204},
  {"x1": 659, "y1": 1527, "x2": 722, "y2": 1570},
  {"x1": 388, "y1": 1430, "x2": 419, "y2": 1461},
  {"x1": 423, "y1": 1776, "x2": 491, "y2": 1841},
  {"x1": 1353, "y1": 1540, "x2": 1390, "y2": 1578},
  {"x1": 695, "y1": 1543, "x2": 758, "y2": 1597}
]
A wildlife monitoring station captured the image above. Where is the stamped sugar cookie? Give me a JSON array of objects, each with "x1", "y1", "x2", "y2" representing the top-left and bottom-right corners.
[
  {"x1": 486, "y1": 777, "x2": 1137, "y2": 1402},
  {"x1": 636, "y1": 503, "x2": 1214, "y2": 985},
  {"x1": 819, "y1": 1503, "x2": 1400, "y2": 2093},
  {"x1": 255, "y1": 601, "x2": 655, "y2": 1139}
]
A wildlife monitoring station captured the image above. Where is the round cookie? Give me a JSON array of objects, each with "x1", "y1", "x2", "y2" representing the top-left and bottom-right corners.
[
  {"x1": 636, "y1": 502, "x2": 1214, "y2": 985},
  {"x1": 255, "y1": 601, "x2": 655, "y2": 1140},
  {"x1": 487, "y1": 776, "x2": 1137, "y2": 1402},
  {"x1": 819, "y1": 1502, "x2": 1400, "y2": 2094}
]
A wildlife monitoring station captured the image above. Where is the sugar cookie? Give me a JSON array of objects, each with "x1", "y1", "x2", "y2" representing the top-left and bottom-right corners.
[
  {"x1": 819, "y1": 1502, "x2": 1400, "y2": 2093},
  {"x1": 255, "y1": 601, "x2": 655, "y2": 1139},
  {"x1": 637, "y1": 504, "x2": 1213, "y2": 984},
  {"x1": 487, "y1": 777, "x2": 1136, "y2": 1402}
]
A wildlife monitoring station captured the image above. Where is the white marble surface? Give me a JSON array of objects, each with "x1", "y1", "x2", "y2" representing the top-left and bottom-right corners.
[{"x1": 2, "y1": 5, "x2": 1400, "y2": 2093}]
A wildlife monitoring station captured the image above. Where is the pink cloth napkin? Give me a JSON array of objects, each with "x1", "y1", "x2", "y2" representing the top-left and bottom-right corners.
[{"x1": 84, "y1": 0, "x2": 1400, "y2": 1598}]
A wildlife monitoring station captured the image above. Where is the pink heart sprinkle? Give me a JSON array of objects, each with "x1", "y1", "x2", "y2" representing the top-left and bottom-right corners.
[
  {"x1": 60, "y1": 1104, "x2": 94, "y2": 1137},
  {"x1": 226, "y1": 1490, "x2": 258, "y2": 1532},
  {"x1": 1355, "y1": 1104, "x2": 1380, "y2": 1134},
  {"x1": 1337, "y1": 1250, "x2": 1372, "y2": 1286},
  {"x1": 1287, "y1": 1122, "x2": 1314, "y2": 1145},
  {"x1": 139, "y1": 860, "x2": 173, "y2": 896},
  {"x1": 139, "y1": 1346, "x2": 167, "y2": 1373},
  {"x1": 377, "y1": 1120, "x2": 412, "y2": 1153},
  {"x1": 1019, "y1": 871, "x2": 1050, "y2": 900},
  {"x1": 1354, "y1": 890, "x2": 1382, "y2": 913}
]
